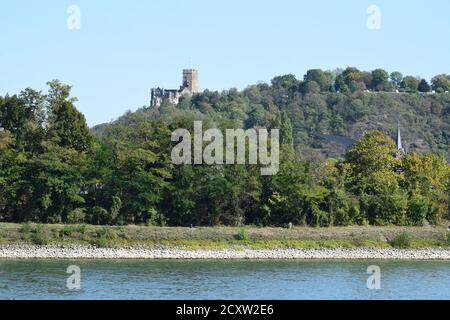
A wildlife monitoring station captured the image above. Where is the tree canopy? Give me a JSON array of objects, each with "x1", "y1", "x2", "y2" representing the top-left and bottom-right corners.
[{"x1": 1, "y1": 73, "x2": 449, "y2": 227}]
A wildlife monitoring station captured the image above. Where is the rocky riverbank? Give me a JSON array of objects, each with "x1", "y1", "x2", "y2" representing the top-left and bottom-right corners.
[{"x1": 1, "y1": 245, "x2": 450, "y2": 260}]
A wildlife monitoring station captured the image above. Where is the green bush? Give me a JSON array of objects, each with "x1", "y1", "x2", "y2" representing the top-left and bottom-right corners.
[
  {"x1": 110, "y1": 196, "x2": 122, "y2": 222},
  {"x1": 443, "y1": 232, "x2": 450, "y2": 246},
  {"x1": 90, "y1": 227, "x2": 117, "y2": 247},
  {"x1": 20, "y1": 222, "x2": 31, "y2": 234},
  {"x1": 90, "y1": 206, "x2": 111, "y2": 225},
  {"x1": 407, "y1": 195, "x2": 429, "y2": 226},
  {"x1": 351, "y1": 237, "x2": 366, "y2": 247},
  {"x1": 234, "y1": 228, "x2": 251, "y2": 241},
  {"x1": 96, "y1": 227, "x2": 117, "y2": 240},
  {"x1": 32, "y1": 225, "x2": 49, "y2": 245},
  {"x1": 20, "y1": 222, "x2": 32, "y2": 241},
  {"x1": 333, "y1": 208, "x2": 349, "y2": 226},
  {"x1": 309, "y1": 204, "x2": 331, "y2": 227},
  {"x1": 67, "y1": 208, "x2": 86, "y2": 224},
  {"x1": 390, "y1": 232, "x2": 412, "y2": 249},
  {"x1": 78, "y1": 224, "x2": 87, "y2": 235},
  {"x1": 60, "y1": 225, "x2": 75, "y2": 237},
  {"x1": 92, "y1": 236, "x2": 109, "y2": 248}
]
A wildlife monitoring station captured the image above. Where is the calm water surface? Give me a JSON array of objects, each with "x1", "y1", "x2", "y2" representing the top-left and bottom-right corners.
[{"x1": 0, "y1": 259, "x2": 449, "y2": 300}]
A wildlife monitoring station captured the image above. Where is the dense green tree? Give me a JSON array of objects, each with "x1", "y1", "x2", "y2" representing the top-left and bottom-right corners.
[
  {"x1": 345, "y1": 130, "x2": 399, "y2": 185},
  {"x1": 271, "y1": 74, "x2": 298, "y2": 89},
  {"x1": 263, "y1": 154, "x2": 309, "y2": 225},
  {"x1": 46, "y1": 80, "x2": 92, "y2": 152},
  {"x1": 390, "y1": 71, "x2": 403, "y2": 88},
  {"x1": 17, "y1": 142, "x2": 88, "y2": 223},
  {"x1": 407, "y1": 195, "x2": 429, "y2": 226},
  {"x1": 344, "y1": 131, "x2": 408, "y2": 224},
  {"x1": 245, "y1": 105, "x2": 267, "y2": 128},
  {"x1": 431, "y1": 74, "x2": 450, "y2": 93},
  {"x1": 334, "y1": 73, "x2": 348, "y2": 93},
  {"x1": 272, "y1": 111, "x2": 293, "y2": 148},
  {"x1": 371, "y1": 69, "x2": 392, "y2": 91},
  {"x1": 0, "y1": 81, "x2": 92, "y2": 223},
  {"x1": 300, "y1": 81, "x2": 321, "y2": 94},
  {"x1": 400, "y1": 76, "x2": 420, "y2": 92},
  {"x1": 304, "y1": 69, "x2": 335, "y2": 92},
  {"x1": 94, "y1": 120, "x2": 173, "y2": 225},
  {"x1": 335, "y1": 67, "x2": 365, "y2": 92},
  {"x1": 0, "y1": 131, "x2": 22, "y2": 221},
  {"x1": 418, "y1": 79, "x2": 431, "y2": 93},
  {"x1": 401, "y1": 153, "x2": 450, "y2": 223},
  {"x1": 0, "y1": 92, "x2": 45, "y2": 153}
]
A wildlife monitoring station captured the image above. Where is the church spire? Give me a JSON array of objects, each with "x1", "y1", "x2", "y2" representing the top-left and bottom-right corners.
[{"x1": 397, "y1": 121, "x2": 405, "y2": 155}]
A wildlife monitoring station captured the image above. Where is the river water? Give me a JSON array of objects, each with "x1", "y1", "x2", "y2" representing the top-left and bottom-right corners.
[{"x1": 0, "y1": 259, "x2": 449, "y2": 300}]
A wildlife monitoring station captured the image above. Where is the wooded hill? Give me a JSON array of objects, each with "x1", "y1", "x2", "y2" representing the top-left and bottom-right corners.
[
  {"x1": 1, "y1": 69, "x2": 449, "y2": 227},
  {"x1": 94, "y1": 68, "x2": 450, "y2": 160}
]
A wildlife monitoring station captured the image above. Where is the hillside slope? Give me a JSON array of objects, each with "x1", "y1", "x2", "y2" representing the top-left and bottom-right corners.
[{"x1": 94, "y1": 86, "x2": 450, "y2": 160}]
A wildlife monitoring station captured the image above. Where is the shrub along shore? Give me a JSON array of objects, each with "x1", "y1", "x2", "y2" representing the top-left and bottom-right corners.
[{"x1": 1, "y1": 223, "x2": 450, "y2": 259}]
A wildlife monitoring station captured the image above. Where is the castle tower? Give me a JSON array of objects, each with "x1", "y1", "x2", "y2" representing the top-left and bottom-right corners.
[
  {"x1": 150, "y1": 69, "x2": 199, "y2": 108},
  {"x1": 182, "y1": 69, "x2": 199, "y2": 94}
]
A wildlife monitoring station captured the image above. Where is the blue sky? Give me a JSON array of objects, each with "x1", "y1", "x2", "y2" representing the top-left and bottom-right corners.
[{"x1": 1, "y1": 0, "x2": 450, "y2": 126}]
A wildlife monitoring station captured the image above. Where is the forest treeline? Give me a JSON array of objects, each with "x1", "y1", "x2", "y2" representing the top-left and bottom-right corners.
[{"x1": 1, "y1": 68, "x2": 450, "y2": 226}]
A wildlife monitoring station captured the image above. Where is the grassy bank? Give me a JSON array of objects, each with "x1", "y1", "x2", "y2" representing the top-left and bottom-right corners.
[{"x1": 0, "y1": 223, "x2": 449, "y2": 250}]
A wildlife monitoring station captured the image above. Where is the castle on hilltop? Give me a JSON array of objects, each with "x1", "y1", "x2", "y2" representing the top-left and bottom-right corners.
[{"x1": 150, "y1": 69, "x2": 199, "y2": 107}]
